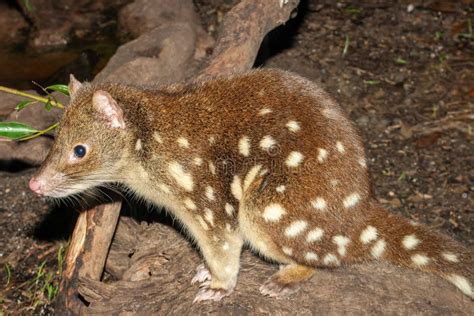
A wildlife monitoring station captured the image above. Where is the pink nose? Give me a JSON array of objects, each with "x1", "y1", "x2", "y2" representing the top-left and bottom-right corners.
[{"x1": 29, "y1": 177, "x2": 44, "y2": 195}]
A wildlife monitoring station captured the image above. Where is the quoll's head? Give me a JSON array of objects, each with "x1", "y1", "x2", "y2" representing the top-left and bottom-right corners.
[{"x1": 29, "y1": 75, "x2": 130, "y2": 198}]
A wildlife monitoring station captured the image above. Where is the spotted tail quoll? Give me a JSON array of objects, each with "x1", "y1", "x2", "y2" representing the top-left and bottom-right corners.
[{"x1": 29, "y1": 69, "x2": 473, "y2": 302}]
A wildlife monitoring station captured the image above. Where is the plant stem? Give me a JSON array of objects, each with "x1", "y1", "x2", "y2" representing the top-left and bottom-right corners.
[
  {"x1": 0, "y1": 86, "x2": 64, "y2": 109},
  {"x1": 18, "y1": 122, "x2": 59, "y2": 141}
]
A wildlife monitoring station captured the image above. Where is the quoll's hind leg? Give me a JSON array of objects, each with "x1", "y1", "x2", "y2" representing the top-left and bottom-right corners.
[
  {"x1": 238, "y1": 200, "x2": 317, "y2": 298},
  {"x1": 260, "y1": 264, "x2": 315, "y2": 298}
]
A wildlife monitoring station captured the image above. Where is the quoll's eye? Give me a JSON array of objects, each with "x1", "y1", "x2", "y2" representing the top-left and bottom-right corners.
[{"x1": 73, "y1": 145, "x2": 87, "y2": 158}]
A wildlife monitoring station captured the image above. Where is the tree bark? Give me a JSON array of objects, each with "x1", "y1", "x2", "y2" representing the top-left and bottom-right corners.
[
  {"x1": 198, "y1": 0, "x2": 299, "y2": 79},
  {"x1": 55, "y1": 202, "x2": 121, "y2": 313}
]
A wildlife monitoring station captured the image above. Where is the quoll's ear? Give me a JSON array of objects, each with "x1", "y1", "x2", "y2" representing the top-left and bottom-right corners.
[
  {"x1": 68, "y1": 74, "x2": 83, "y2": 99},
  {"x1": 92, "y1": 90, "x2": 126, "y2": 129}
]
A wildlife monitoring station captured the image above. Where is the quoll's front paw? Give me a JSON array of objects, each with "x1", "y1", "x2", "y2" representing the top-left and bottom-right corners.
[
  {"x1": 191, "y1": 263, "x2": 211, "y2": 285},
  {"x1": 193, "y1": 285, "x2": 233, "y2": 303},
  {"x1": 191, "y1": 264, "x2": 234, "y2": 303}
]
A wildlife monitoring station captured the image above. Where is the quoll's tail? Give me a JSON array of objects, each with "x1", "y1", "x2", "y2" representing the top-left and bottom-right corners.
[{"x1": 353, "y1": 201, "x2": 473, "y2": 299}]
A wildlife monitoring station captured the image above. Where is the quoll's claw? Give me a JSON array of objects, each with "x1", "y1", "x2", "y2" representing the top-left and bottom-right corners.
[
  {"x1": 259, "y1": 279, "x2": 300, "y2": 298},
  {"x1": 191, "y1": 263, "x2": 212, "y2": 285},
  {"x1": 193, "y1": 286, "x2": 233, "y2": 303},
  {"x1": 198, "y1": 280, "x2": 211, "y2": 288}
]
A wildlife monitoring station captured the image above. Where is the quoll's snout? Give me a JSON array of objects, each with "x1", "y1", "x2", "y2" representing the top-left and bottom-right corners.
[{"x1": 29, "y1": 177, "x2": 44, "y2": 195}]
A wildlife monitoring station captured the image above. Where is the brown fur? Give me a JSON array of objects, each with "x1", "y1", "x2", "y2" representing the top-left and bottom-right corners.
[{"x1": 30, "y1": 69, "x2": 473, "y2": 302}]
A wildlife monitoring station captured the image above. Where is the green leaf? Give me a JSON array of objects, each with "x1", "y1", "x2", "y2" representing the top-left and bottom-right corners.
[
  {"x1": 0, "y1": 122, "x2": 38, "y2": 140},
  {"x1": 45, "y1": 84, "x2": 69, "y2": 96},
  {"x1": 364, "y1": 80, "x2": 380, "y2": 86},
  {"x1": 23, "y1": 0, "x2": 33, "y2": 12},
  {"x1": 44, "y1": 101, "x2": 53, "y2": 112},
  {"x1": 15, "y1": 100, "x2": 33, "y2": 111},
  {"x1": 395, "y1": 57, "x2": 408, "y2": 65}
]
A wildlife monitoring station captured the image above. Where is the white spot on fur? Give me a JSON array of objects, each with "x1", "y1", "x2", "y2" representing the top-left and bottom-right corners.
[
  {"x1": 226, "y1": 223, "x2": 232, "y2": 232},
  {"x1": 225, "y1": 203, "x2": 234, "y2": 216},
  {"x1": 204, "y1": 208, "x2": 214, "y2": 226},
  {"x1": 153, "y1": 132, "x2": 163, "y2": 143},
  {"x1": 411, "y1": 254, "x2": 430, "y2": 267},
  {"x1": 402, "y1": 234, "x2": 420, "y2": 250},
  {"x1": 177, "y1": 137, "x2": 189, "y2": 148},
  {"x1": 286, "y1": 120, "x2": 301, "y2": 132},
  {"x1": 286, "y1": 151, "x2": 304, "y2": 167},
  {"x1": 238, "y1": 136, "x2": 251, "y2": 157},
  {"x1": 168, "y1": 161, "x2": 194, "y2": 191},
  {"x1": 285, "y1": 220, "x2": 308, "y2": 238},
  {"x1": 360, "y1": 226, "x2": 378, "y2": 244},
  {"x1": 137, "y1": 165, "x2": 148, "y2": 179},
  {"x1": 222, "y1": 242, "x2": 230, "y2": 251},
  {"x1": 323, "y1": 253, "x2": 340, "y2": 266},
  {"x1": 282, "y1": 247, "x2": 293, "y2": 256},
  {"x1": 317, "y1": 148, "x2": 328, "y2": 162},
  {"x1": 231, "y1": 176, "x2": 243, "y2": 201},
  {"x1": 208, "y1": 161, "x2": 216, "y2": 175},
  {"x1": 305, "y1": 252, "x2": 318, "y2": 261},
  {"x1": 371, "y1": 239, "x2": 386, "y2": 258},
  {"x1": 157, "y1": 183, "x2": 171, "y2": 194},
  {"x1": 193, "y1": 157, "x2": 203, "y2": 166},
  {"x1": 208, "y1": 136, "x2": 215, "y2": 144},
  {"x1": 205, "y1": 186, "x2": 215, "y2": 201},
  {"x1": 358, "y1": 158, "x2": 367, "y2": 168},
  {"x1": 306, "y1": 228, "x2": 324, "y2": 243},
  {"x1": 196, "y1": 215, "x2": 209, "y2": 231},
  {"x1": 311, "y1": 197, "x2": 327, "y2": 210},
  {"x1": 333, "y1": 235, "x2": 351, "y2": 257},
  {"x1": 256, "y1": 241, "x2": 268, "y2": 252},
  {"x1": 259, "y1": 108, "x2": 272, "y2": 116},
  {"x1": 135, "y1": 139, "x2": 142, "y2": 151},
  {"x1": 330, "y1": 179, "x2": 339, "y2": 187},
  {"x1": 336, "y1": 141, "x2": 345, "y2": 153},
  {"x1": 441, "y1": 252, "x2": 459, "y2": 263},
  {"x1": 244, "y1": 165, "x2": 262, "y2": 191},
  {"x1": 183, "y1": 198, "x2": 197, "y2": 210},
  {"x1": 343, "y1": 193, "x2": 360, "y2": 208},
  {"x1": 322, "y1": 107, "x2": 341, "y2": 120},
  {"x1": 447, "y1": 274, "x2": 473, "y2": 298},
  {"x1": 259, "y1": 135, "x2": 276, "y2": 151},
  {"x1": 262, "y1": 203, "x2": 286, "y2": 222},
  {"x1": 276, "y1": 185, "x2": 286, "y2": 193}
]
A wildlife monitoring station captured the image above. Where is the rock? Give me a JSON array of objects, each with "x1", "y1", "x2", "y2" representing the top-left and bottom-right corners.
[
  {"x1": 0, "y1": 3, "x2": 28, "y2": 46},
  {"x1": 96, "y1": 0, "x2": 215, "y2": 85},
  {"x1": 19, "y1": 0, "x2": 130, "y2": 51},
  {"x1": 29, "y1": 24, "x2": 72, "y2": 51},
  {"x1": 119, "y1": 0, "x2": 200, "y2": 37},
  {"x1": 95, "y1": 23, "x2": 197, "y2": 86},
  {"x1": 118, "y1": 0, "x2": 214, "y2": 61}
]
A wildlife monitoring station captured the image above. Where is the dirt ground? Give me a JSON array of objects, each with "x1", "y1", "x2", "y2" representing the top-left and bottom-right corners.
[{"x1": 0, "y1": 1, "x2": 473, "y2": 314}]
